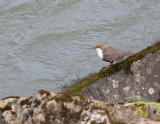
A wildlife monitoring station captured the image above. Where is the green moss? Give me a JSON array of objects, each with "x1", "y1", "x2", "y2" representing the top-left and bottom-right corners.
[
  {"x1": 60, "y1": 102, "x2": 83, "y2": 123},
  {"x1": 67, "y1": 73, "x2": 100, "y2": 94},
  {"x1": 111, "y1": 122, "x2": 126, "y2": 124},
  {"x1": 39, "y1": 90, "x2": 50, "y2": 96},
  {"x1": 66, "y1": 41, "x2": 160, "y2": 94},
  {"x1": 29, "y1": 110, "x2": 33, "y2": 117},
  {"x1": 50, "y1": 93, "x2": 85, "y2": 103},
  {"x1": 11, "y1": 111, "x2": 16, "y2": 115},
  {"x1": 53, "y1": 93, "x2": 72, "y2": 102},
  {"x1": 91, "y1": 121, "x2": 97, "y2": 124},
  {"x1": 44, "y1": 95, "x2": 83, "y2": 123},
  {"x1": 136, "y1": 104, "x2": 148, "y2": 117},
  {"x1": 155, "y1": 103, "x2": 160, "y2": 112},
  {"x1": 42, "y1": 102, "x2": 46, "y2": 110},
  {"x1": 126, "y1": 102, "x2": 160, "y2": 117},
  {"x1": 42, "y1": 102, "x2": 49, "y2": 123},
  {"x1": 20, "y1": 98, "x2": 32, "y2": 107},
  {"x1": 156, "y1": 90, "x2": 160, "y2": 102},
  {"x1": 34, "y1": 99, "x2": 41, "y2": 107},
  {"x1": 0, "y1": 105, "x2": 12, "y2": 112}
]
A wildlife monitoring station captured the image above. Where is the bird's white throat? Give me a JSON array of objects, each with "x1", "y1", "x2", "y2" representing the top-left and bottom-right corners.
[{"x1": 96, "y1": 48, "x2": 103, "y2": 59}]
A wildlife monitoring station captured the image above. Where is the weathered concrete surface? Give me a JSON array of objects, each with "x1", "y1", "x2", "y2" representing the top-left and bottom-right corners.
[
  {"x1": 82, "y1": 50, "x2": 160, "y2": 103},
  {"x1": 0, "y1": 91, "x2": 160, "y2": 124}
]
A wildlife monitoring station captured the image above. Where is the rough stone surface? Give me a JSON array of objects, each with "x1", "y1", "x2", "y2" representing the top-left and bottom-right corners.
[
  {"x1": 0, "y1": 112, "x2": 8, "y2": 124},
  {"x1": 0, "y1": 91, "x2": 160, "y2": 124},
  {"x1": 82, "y1": 50, "x2": 160, "y2": 103}
]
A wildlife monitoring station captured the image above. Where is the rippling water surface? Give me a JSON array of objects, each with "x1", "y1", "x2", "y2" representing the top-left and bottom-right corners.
[{"x1": 0, "y1": 0, "x2": 160, "y2": 99}]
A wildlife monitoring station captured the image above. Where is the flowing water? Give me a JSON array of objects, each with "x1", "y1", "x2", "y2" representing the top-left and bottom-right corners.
[{"x1": 0, "y1": 0, "x2": 160, "y2": 99}]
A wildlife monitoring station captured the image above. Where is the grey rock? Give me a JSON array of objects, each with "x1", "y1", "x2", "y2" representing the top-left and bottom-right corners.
[
  {"x1": 0, "y1": 112, "x2": 8, "y2": 124},
  {"x1": 1, "y1": 91, "x2": 160, "y2": 124},
  {"x1": 146, "y1": 104, "x2": 160, "y2": 121},
  {"x1": 82, "y1": 50, "x2": 160, "y2": 103},
  {"x1": 0, "y1": 91, "x2": 110, "y2": 124}
]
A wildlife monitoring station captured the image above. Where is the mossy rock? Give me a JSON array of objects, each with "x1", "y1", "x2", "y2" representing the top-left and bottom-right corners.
[
  {"x1": 0, "y1": 105, "x2": 12, "y2": 112},
  {"x1": 67, "y1": 73, "x2": 100, "y2": 94},
  {"x1": 126, "y1": 102, "x2": 160, "y2": 117},
  {"x1": 67, "y1": 41, "x2": 160, "y2": 94}
]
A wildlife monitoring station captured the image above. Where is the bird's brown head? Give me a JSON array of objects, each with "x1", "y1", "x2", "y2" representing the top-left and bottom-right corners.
[{"x1": 93, "y1": 44, "x2": 105, "y2": 49}]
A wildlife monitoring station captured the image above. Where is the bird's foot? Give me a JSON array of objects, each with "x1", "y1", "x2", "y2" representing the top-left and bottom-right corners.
[{"x1": 106, "y1": 61, "x2": 114, "y2": 69}]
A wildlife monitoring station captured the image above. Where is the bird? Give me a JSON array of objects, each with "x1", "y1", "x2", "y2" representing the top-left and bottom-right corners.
[{"x1": 93, "y1": 44, "x2": 133, "y2": 68}]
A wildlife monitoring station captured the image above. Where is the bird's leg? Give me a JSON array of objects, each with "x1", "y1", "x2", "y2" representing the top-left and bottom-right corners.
[
  {"x1": 106, "y1": 63, "x2": 111, "y2": 68},
  {"x1": 106, "y1": 61, "x2": 113, "y2": 68}
]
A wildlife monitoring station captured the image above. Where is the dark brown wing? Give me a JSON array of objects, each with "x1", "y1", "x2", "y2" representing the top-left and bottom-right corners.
[{"x1": 103, "y1": 46, "x2": 126, "y2": 62}]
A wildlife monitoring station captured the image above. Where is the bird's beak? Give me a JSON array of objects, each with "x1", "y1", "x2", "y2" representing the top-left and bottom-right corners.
[{"x1": 93, "y1": 47, "x2": 96, "y2": 49}]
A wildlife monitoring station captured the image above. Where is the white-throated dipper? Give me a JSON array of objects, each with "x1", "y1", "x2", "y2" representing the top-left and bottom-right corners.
[{"x1": 93, "y1": 44, "x2": 132, "y2": 68}]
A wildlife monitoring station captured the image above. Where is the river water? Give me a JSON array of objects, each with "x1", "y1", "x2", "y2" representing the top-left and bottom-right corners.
[{"x1": 0, "y1": 0, "x2": 160, "y2": 99}]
